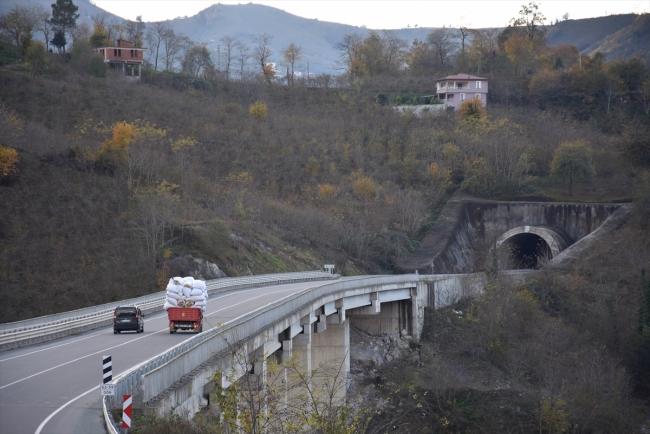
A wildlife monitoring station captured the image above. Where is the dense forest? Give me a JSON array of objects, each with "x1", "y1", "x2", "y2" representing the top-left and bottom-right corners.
[{"x1": 1, "y1": 1, "x2": 649, "y2": 432}]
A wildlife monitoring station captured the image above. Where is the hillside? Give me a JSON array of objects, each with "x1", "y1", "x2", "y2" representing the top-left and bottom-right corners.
[
  {"x1": 545, "y1": 13, "x2": 638, "y2": 50},
  {"x1": 584, "y1": 13, "x2": 650, "y2": 64},
  {"x1": 1, "y1": 1, "x2": 645, "y2": 73}
]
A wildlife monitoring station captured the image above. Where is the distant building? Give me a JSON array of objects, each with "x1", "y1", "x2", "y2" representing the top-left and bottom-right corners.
[
  {"x1": 436, "y1": 74, "x2": 488, "y2": 111},
  {"x1": 94, "y1": 39, "x2": 146, "y2": 78}
]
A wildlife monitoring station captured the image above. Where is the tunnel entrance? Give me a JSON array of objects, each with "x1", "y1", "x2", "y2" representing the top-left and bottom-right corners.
[{"x1": 500, "y1": 233, "x2": 552, "y2": 269}]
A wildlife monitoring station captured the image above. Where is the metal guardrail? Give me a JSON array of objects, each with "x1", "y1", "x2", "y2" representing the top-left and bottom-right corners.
[
  {"x1": 103, "y1": 270, "x2": 535, "y2": 431},
  {"x1": 109, "y1": 275, "x2": 420, "y2": 405},
  {"x1": 0, "y1": 271, "x2": 337, "y2": 351}
]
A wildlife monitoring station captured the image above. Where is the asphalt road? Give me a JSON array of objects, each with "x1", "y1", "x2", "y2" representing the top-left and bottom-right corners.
[{"x1": 0, "y1": 280, "x2": 330, "y2": 434}]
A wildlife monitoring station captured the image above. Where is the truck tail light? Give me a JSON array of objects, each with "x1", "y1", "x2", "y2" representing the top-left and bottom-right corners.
[
  {"x1": 193, "y1": 323, "x2": 199, "y2": 329},
  {"x1": 169, "y1": 322, "x2": 174, "y2": 328}
]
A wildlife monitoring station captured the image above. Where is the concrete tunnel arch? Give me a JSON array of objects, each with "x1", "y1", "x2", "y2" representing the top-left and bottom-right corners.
[{"x1": 496, "y1": 226, "x2": 572, "y2": 268}]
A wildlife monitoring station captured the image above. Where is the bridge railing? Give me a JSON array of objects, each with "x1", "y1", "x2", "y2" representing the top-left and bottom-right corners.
[
  {"x1": 0, "y1": 271, "x2": 337, "y2": 351},
  {"x1": 128, "y1": 270, "x2": 534, "y2": 404},
  {"x1": 111, "y1": 275, "x2": 422, "y2": 404}
]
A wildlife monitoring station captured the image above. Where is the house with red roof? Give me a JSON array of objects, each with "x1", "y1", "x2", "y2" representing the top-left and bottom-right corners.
[
  {"x1": 436, "y1": 74, "x2": 488, "y2": 111},
  {"x1": 94, "y1": 39, "x2": 146, "y2": 78}
]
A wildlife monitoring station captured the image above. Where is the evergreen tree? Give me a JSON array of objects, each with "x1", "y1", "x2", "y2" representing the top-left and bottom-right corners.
[
  {"x1": 50, "y1": 0, "x2": 78, "y2": 53},
  {"x1": 50, "y1": 29, "x2": 66, "y2": 53}
]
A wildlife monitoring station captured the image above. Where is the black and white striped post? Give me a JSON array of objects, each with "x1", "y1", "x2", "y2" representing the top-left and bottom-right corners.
[
  {"x1": 101, "y1": 355, "x2": 115, "y2": 398},
  {"x1": 103, "y1": 355, "x2": 112, "y2": 384}
]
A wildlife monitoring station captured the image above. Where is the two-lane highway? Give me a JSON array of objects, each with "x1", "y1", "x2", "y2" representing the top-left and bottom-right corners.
[{"x1": 0, "y1": 281, "x2": 331, "y2": 434}]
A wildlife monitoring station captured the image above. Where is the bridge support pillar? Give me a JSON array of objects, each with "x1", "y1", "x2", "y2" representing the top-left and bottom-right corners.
[{"x1": 311, "y1": 319, "x2": 350, "y2": 403}]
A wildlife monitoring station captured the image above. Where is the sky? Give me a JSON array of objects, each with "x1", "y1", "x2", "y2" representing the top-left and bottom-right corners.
[{"x1": 92, "y1": 0, "x2": 648, "y2": 28}]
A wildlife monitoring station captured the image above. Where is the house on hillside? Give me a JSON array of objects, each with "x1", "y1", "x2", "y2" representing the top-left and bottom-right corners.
[
  {"x1": 94, "y1": 39, "x2": 146, "y2": 78},
  {"x1": 436, "y1": 74, "x2": 488, "y2": 111}
]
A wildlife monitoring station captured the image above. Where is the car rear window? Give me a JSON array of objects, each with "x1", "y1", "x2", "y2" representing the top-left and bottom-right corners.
[{"x1": 116, "y1": 308, "x2": 137, "y2": 318}]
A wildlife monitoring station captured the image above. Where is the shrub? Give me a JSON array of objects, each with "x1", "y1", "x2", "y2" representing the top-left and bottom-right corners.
[
  {"x1": 249, "y1": 101, "x2": 267, "y2": 119},
  {"x1": 90, "y1": 55, "x2": 107, "y2": 77},
  {"x1": 0, "y1": 145, "x2": 19, "y2": 176}
]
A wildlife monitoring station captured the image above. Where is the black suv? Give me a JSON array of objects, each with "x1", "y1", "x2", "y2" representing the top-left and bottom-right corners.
[{"x1": 113, "y1": 306, "x2": 144, "y2": 334}]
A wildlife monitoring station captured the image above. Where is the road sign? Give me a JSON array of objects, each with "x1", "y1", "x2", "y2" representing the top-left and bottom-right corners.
[
  {"x1": 122, "y1": 395, "x2": 132, "y2": 428},
  {"x1": 101, "y1": 384, "x2": 115, "y2": 396}
]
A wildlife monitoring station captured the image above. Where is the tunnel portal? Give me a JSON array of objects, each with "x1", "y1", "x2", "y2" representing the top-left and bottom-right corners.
[
  {"x1": 500, "y1": 233, "x2": 552, "y2": 269},
  {"x1": 496, "y1": 226, "x2": 572, "y2": 270}
]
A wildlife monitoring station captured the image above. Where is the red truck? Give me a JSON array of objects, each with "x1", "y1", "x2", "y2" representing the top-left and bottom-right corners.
[{"x1": 168, "y1": 307, "x2": 203, "y2": 334}]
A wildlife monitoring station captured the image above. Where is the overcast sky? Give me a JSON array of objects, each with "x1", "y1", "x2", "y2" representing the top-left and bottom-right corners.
[{"x1": 93, "y1": 0, "x2": 648, "y2": 28}]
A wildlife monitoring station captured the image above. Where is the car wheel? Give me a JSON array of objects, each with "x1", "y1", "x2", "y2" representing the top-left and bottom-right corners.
[
  {"x1": 141, "y1": 325, "x2": 144, "y2": 333},
  {"x1": 114, "y1": 330, "x2": 117, "y2": 334}
]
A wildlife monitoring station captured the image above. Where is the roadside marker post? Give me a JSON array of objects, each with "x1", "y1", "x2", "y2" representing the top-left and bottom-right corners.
[
  {"x1": 101, "y1": 355, "x2": 114, "y2": 396},
  {"x1": 122, "y1": 394, "x2": 132, "y2": 432}
]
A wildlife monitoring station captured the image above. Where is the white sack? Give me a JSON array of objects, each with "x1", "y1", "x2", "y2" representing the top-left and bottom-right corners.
[
  {"x1": 190, "y1": 288, "x2": 203, "y2": 296},
  {"x1": 192, "y1": 281, "x2": 206, "y2": 290},
  {"x1": 193, "y1": 301, "x2": 206, "y2": 307},
  {"x1": 163, "y1": 301, "x2": 175, "y2": 310},
  {"x1": 172, "y1": 277, "x2": 183, "y2": 286},
  {"x1": 188, "y1": 295, "x2": 205, "y2": 302},
  {"x1": 167, "y1": 296, "x2": 179, "y2": 306},
  {"x1": 166, "y1": 291, "x2": 183, "y2": 301},
  {"x1": 181, "y1": 277, "x2": 194, "y2": 288},
  {"x1": 166, "y1": 284, "x2": 182, "y2": 294}
]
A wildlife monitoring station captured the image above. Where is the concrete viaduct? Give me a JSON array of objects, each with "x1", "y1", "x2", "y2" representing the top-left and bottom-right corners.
[{"x1": 105, "y1": 272, "x2": 496, "y2": 428}]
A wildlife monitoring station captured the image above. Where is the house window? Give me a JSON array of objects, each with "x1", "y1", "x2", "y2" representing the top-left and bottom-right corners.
[
  {"x1": 476, "y1": 81, "x2": 482, "y2": 89},
  {"x1": 457, "y1": 83, "x2": 463, "y2": 89},
  {"x1": 460, "y1": 93, "x2": 465, "y2": 101},
  {"x1": 448, "y1": 94, "x2": 454, "y2": 100},
  {"x1": 113, "y1": 49, "x2": 117, "y2": 56},
  {"x1": 475, "y1": 94, "x2": 481, "y2": 100},
  {"x1": 118, "y1": 49, "x2": 122, "y2": 57}
]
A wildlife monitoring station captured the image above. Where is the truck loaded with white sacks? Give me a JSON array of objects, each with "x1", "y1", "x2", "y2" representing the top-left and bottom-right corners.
[{"x1": 163, "y1": 277, "x2": 207, "y2": 334}]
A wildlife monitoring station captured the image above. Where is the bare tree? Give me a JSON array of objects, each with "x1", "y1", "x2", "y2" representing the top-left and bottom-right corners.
[
  {"x1": 251, "y1": 33, "x2": 274, "y2": 84},
  {"x1": 335, "y1": 32, "x2": 364, "y2": 79},
  {"x1": 383, "y1": 30, "x2": 408, "y2": 75},
  {"x1": 31, "y1": 4, "x2": 51, "y2": 52},
  {"x1": 124, "y1": 15, "x2": 145, "y2": 47},
  {"x1": 161, "y1": 28, "x2": 190, "y2": 71},
  {"x1": 91, "y1": 12, "x2": 110, "y2": 28},
  {"x1": 282, "y1": 42, "x2": 303, "y2": 86},
  {"x1": 427, "y1": 26, "x2": 457, "y2": 67},
  {"x1": 235, "y1": 40, "x2": 250, "y2": 81},
  {"x1": 145, "y1": 21, "x2": 169, "y2": 70},
  {"x1": 219, "y1": 35, "x2": 237, "y2": 80},
  {"x1": 457, "y1": 25, "x2": 471, "y2": 53},
  {"x1": 510, "y1": 1, "x2": 547, "y2": 42}
]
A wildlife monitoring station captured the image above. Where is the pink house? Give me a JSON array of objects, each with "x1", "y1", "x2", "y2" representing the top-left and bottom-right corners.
[
  {"x1": 94, "y1": 39, "x2": 146, "y2": 78},
  {"x1": 436, "y1": 74, "x2": 488, "y2": 111}
]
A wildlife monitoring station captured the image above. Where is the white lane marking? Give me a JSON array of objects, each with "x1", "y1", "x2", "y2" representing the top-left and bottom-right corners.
[
  {"x1": 0, "y1": 329, "x2": 164, "y2": 390},
  {"x1": 31, "y1": 284, "x2": 312, "y2": 433},
  {"x1": 0, "y1": 333, "x2": 101, "y2": 363},
  {"x1": 1, "y1": 285, "x2": 306, "y2": 390},
  {"x1": 0, "y1": 285, "x2": 294, "y2": 363},
  {"x1": 34, "y1": 385, "x2": 99, "y2": 434}
]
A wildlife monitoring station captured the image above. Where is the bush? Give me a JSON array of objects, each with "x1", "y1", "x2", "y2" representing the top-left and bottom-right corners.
[
  {"x1": 90, "y1": 55, "x2": 107, "y2": 77},
  {"x1": 248, "y1": 101, "x2": 267, "y2": 119}
]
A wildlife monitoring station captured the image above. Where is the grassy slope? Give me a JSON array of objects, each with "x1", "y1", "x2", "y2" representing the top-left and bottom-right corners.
[{"x1": 584, "y1": 14, "x2": 650, "y2": 64}]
